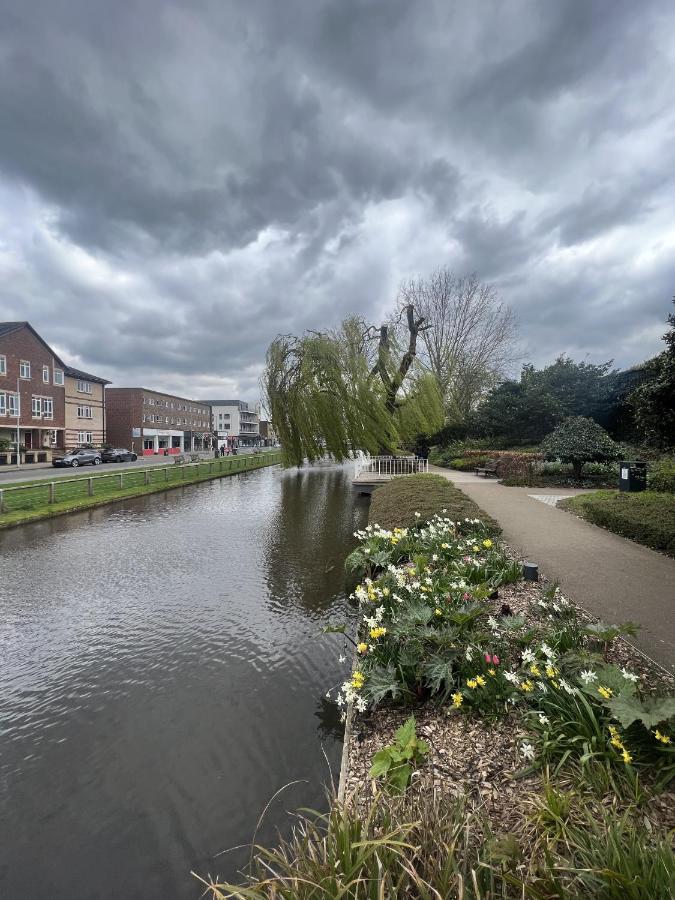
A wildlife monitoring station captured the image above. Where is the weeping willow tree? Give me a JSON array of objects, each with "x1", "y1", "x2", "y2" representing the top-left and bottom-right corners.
[{"x1": 265, "y1": 304, "x2": 444, "y2": 466}]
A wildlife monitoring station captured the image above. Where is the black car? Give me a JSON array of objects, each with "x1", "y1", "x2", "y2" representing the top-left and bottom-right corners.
[
  {"x1": 101, "y1": 447, "x2": 138, "y2": 463},
  {"x1": 52, "y1": 448, "x2": 102, "y2": 467}
]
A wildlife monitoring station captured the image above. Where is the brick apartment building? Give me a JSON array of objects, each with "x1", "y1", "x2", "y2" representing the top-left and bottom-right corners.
[
  {"x1": 0, "y1": 322, "x2": 112, "y2": 459},
  {"x1": 106, "y1": 388, "x2": 212, "y2": 455}
]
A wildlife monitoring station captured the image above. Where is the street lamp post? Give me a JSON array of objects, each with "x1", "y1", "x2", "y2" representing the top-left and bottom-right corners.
[{"x1": 15, "y1": 377, "x2": 21, "y2": 469}]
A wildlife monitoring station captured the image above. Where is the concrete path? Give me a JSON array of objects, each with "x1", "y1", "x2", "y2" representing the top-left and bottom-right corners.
[{"x1": 430, "y1": 465, "x2": 675, "y2": 672}]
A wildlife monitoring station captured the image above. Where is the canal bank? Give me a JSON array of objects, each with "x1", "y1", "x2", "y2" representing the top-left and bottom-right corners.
[
  {"x1": 0, "y1": 451, "x2": 281, "y2": 530},
  {"x1": 0, "y1": 462, "x2": 368, "y2": 899}
]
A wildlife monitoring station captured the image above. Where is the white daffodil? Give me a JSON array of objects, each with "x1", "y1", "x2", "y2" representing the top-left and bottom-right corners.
[
  {"x1": 338, "y1": 654, "x2": 347, "y2": 664},
  {"x1": 538, "y1": 714, "x2": 550, "y2": 725},
  {"x1": 521, "y1": 649, "x2": 536, "y2": 664},
  {"x1": 520, "y1": 742, "x2": 535, "y2": 761},
  {"x1": 621, "y1": 667, "x2": 639, "y2": 683},
  {"x1": 580, "y1": 669, "x2": 597, "y2": 684}
]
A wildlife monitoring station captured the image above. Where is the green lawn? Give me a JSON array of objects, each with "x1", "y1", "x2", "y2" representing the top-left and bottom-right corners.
[
  {"x1": 0, "y1": 452, "x2": 281, "y2": 528},
  {"x1": 560, "y1": 490, "x2": 675, "y2": 556},
  {"x1": 368, "y1": 472, "x2": 499, "y2": 532}
]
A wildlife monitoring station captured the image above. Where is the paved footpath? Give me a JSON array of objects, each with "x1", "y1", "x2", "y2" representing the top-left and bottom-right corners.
[{"x1": 430, "y1": 465, "x2": 675, "y2": 672}]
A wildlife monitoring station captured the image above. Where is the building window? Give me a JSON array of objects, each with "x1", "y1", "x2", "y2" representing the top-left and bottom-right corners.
[
  {"x1": 32, "y1": 396, "x2": 41, "y2": 417},
  {"x1": 77, "y1": 405, "x2": 92, "y2": 419},
  {"x1": 0, "y1": 392, "x2": 5, "y2": 415},
  {"x1": 0, "y1": 355, "x2": 6, "y2": 375},
  {"x1": 43, "y1": 366, "x2": 49, "y2": 383},
  {"x1": 42, "y1": 398, "x2": 53, "y2": 419},
  {"x1": 8, "y1": 393, "x2": 19, "y2": 416},
  {"x1": 20, "y1": 360, "x2": 31, "y2": 379},
  {"x1": 77, "y1": 380, "x2": 92, "y2": 394},
  {"x1": 50, "y1": 429, "x2": 58, "y2": 445},
  {"x1": 53, "y1": 368, "x2": 64, "y2": 385},
  {"x1": 78, "y1": 431, "x2": 93, "y2": 445}
]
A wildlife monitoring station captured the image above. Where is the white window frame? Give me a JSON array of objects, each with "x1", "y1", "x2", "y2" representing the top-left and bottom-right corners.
[
  {"x1": 77, "y1": 380, "x2": 92, "y2": 394},
  {"x1": 0, "y1": 391, "x2": 5, "y2": 416},
  {"x1": 32, "y1": 396, "x2": 42, "y2": 417},
  {"x1": 42, "y1": 397, "x2": 53, "y2": 419},
  {"x1": 0, "y1": 355, "x2": 6, "y2": 375},
  {"x1": 8, "y1": 393, "x2": 19, "y2": 416},
  {"x1": 78, "y1": 431, "x2": 93, "y2": 445},
  {"x1": 43, "y1": 366, "x2": 49, "y2": 384},
  {"x1": 77, "y1": 405, "x2": 93, "y2": 419},
  {"x1": 53, "y1": 368, "x2": 64, "y2": 386},
  {"x1": 20, "y1": 360, "x2": 31, "y2": 379}
]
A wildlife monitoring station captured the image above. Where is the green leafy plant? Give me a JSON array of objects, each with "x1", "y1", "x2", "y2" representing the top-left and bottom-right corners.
[
  {"x1": 369, "y1": 716, "x2": 429, "y2": 793},
  {"x1": 541, "y1": 416, "x2": 621, "y2": 479}
]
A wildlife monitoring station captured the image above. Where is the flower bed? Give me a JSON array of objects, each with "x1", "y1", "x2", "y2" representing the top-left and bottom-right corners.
[{"x1": 331, "y1": 512, "x2": 675, "y2": 893}]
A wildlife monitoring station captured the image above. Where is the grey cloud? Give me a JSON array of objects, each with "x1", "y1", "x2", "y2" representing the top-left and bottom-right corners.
[{"x1": 0, "y1": 0, "x2": 674, "y2": 400}]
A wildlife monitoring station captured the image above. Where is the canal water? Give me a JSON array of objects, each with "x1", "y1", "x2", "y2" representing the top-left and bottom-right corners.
[{"x1": 0, "y1": 463, "x2": 367, "y2": 898}]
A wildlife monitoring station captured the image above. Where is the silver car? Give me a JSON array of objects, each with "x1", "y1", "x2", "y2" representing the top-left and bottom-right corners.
[{"x1": 52, "y1": 448, "x2": 102, "y2": 468}]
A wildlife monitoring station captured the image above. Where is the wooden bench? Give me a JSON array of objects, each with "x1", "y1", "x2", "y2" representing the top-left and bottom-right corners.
[{"x1": 475, "y1": 459, "x2": 499, "y2": 478}]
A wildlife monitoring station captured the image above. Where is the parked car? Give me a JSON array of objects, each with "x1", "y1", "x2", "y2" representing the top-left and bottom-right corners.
[
  {"x1": 52, "y1": 448, "x2": 102, "y2": 468},
  {"x1": 101, "y1": 448, "x2": 138, "y2": 463}
]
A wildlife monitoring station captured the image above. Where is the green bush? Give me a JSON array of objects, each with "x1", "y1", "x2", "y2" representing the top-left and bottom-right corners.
[
  {"x1": 450, "y1": 456, "x2": 488, "y2": 470},
  {"x1": 368, "y1": 473, "x2": 499, "y2": 531},
  {"x1": 561, "y1": 491, "x2": 675, "y2": 556},
  {"x1": 541, "y1": 416, "x2": 621, "y2": 479},
  {"x1": 649, "y1": 457, "x2": 675, "y2": 493}
]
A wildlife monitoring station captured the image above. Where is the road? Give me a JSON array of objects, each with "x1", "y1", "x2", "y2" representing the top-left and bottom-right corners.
[{"x1": 0, "y1": 447, "x2": 268, "y2": 485}]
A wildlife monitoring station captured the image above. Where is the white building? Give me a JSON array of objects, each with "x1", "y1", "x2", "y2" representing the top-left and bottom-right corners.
[{"x1": 199, "y1": 399, "x2": 260, "y2": 448}]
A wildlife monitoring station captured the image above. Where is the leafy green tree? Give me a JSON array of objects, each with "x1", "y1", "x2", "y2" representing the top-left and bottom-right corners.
[
  {"x1": 629, "y1": 299, "x2": 675, "y2": 449},
  {"x1": 469, "y1": 379, "x2": 562, "y2": 444},
  {"x1": 541, "y1": 416, "x2": 621, "y2": 479},
  {"x1": 265, "y1": 306, "x2": 444, "y2": 466}
]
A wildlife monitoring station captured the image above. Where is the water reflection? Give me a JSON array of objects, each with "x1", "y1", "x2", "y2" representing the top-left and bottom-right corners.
[{"x1": 0, "y1": 463, "x2": 366, "y2": 899}]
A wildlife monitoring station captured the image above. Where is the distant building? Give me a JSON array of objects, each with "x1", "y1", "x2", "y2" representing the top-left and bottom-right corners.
[
  {"x1": 199, "y1": 399, "x2": 260, "y2": 448},
  {"x1": 64, "y1": 366, "x2": 110, "y2": 449},
  {"x1": 0, "y1": 321, "x2": 109, "y2": 459},
  {"x1": 106, "y1": 388, "x2": 212, "y2": 455},
  {"x1": 258, "y1": 420, "x2": 277, "y2": 446}
]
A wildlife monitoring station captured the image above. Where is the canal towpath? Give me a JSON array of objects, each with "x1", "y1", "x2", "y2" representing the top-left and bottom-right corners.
[{"x1": 429, "y1": 465, "x2": 675, "y2": 672}]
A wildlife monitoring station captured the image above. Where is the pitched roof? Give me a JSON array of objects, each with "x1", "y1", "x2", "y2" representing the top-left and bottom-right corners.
[
  {"x1": 64, "y1": 365, "x2": 111, "y2": 385},
  {"x1": 0, "y1": 321, "x2": 30, "y2": 338}
]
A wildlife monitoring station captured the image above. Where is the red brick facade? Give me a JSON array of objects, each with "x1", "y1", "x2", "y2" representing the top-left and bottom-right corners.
[
  {"x1": 106, "y1": 388, "x2": 212, "y2": 454},
  {"x1": 0, "y1": 323, "x2": 67, "y2": 450}
]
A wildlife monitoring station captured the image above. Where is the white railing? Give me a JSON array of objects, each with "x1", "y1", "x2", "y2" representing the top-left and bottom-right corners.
[{"x1": 354, "y1": 454, "x2": 428, "y2": 478}]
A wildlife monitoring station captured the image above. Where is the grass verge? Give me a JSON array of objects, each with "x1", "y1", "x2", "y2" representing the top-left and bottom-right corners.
[
  {"x1": 560, "y1": 490, "x2": 675, "y2": 556},
  {"x1": 368, "y1": 472, "x2": 500, "y2": 532},
  {"x1": 0, "y1": 452, "x2": 281, "y2": 529}
]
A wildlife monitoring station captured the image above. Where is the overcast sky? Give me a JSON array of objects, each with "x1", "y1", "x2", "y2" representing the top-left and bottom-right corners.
[{"x1": 1, "y1": 0, "x2": 674, "y2": 402}]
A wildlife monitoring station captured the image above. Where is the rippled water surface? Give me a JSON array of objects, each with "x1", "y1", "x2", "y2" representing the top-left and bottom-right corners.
[{"x1": 0, "y1": 464, "x2": 367, "y2": 898}]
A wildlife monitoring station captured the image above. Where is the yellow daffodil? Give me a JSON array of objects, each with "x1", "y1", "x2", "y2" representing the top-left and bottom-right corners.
[
  {"x1": 520, "y1": 680, "x2": 534, "y2": 692},
  {"x1": 466, "y1": 678, "x2": 478, "y2": 689},
  {"x1": 488, "y1": 668, "x2": 496, "y2": 676},
  {"x1": 382, "y1": 588, "x2": 390, "y2": 597},
  {"x1": 598, "y1": 686, "x2": 613, "y2": 700},
  {"x1": 610, "y1": 735, "x2": 624, "y2": 749},
  {"x1": 482, "y1": 539, "x2": 492, "y2": 549},
  {"x1": 609, "y1": 725, "x2": 618, "y2": 736},
  {"x1": 435, "y1": 608, "x2": 442, "y2": 616},
  {"x1": 529, "y1": 664, "x2": 541, "y2": 676},
  {"x1": 545, "y1": 665, "x2": 557, "y2": 678},
  {"x1": 369, "y1": 627, "x2": 387, "y2": 640},
  {"x1": 654, "y1": 729, "x2": 672, "y2": 745},
  {"x1": 441, "y1": 542, "x2": 450, "y2": 549},
  {"x1": 357, "y1": 642, "x2": 368, "y2": 654},
  {"x1": 350, "y1": 671, "x2": 365, "y2": 690},
  {"x1": 472, "y1": 545, "x2": 480, "y2": 552},
  {"x1": 622, "y1": 748, "x2": 632, "y2": 764},
  {"x1": 452, "y1": 692, "x2": 463, "y2": 708},
  {"x1": 475, "y1": 675, "x2": 486, "y2": 687}
]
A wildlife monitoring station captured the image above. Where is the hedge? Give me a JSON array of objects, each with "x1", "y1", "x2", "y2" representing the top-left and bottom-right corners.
[
  {"x1": 368, "y1": 473, "x2": 500, "y2": 533},
  {"x1": 560, "y1": 491, "x2": 675, "y2": 556}
]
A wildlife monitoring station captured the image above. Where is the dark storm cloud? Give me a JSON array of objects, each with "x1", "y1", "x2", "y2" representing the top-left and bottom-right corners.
[{"x1": 0, "y1": 0, "x2": 673, "y2": 399}]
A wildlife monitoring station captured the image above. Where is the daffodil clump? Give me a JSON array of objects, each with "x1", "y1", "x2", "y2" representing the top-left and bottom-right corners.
[{"x1": 331, "y1": 511, "x2": 675, "y2": 783}]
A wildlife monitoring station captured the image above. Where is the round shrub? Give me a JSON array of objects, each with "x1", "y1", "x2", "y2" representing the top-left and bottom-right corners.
[
  {"x1": 541, "y1": 417, "x2": 620, "y2": 480},
  {"x1": 649, "y1": 457, "x2": 675, "y2": 493}
]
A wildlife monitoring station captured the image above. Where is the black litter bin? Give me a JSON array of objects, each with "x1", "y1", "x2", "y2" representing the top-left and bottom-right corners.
[{"x1": 619, "y1": 460, "x2": 647, "y2": 493}]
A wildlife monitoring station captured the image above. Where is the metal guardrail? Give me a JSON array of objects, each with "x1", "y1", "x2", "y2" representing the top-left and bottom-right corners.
[
  {"x1": 353, "y1": 454, "x2": 429, "y2": 478},
  {"x1": 0, "y1": 451, "x2": 281, "y2": 515}
]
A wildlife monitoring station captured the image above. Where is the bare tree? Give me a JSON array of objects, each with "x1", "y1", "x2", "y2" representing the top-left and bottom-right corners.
[{"x1": 398, "y1": 268, "x2": 519, "y2": 419}]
